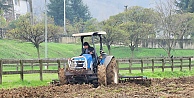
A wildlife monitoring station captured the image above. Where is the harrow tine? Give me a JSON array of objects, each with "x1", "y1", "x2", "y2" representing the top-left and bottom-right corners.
[{"x1": 119, "y1": 76, "x2": 151, "y2": 87}]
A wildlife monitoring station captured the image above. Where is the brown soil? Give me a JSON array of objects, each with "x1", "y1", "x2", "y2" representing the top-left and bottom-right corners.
[{"x1": 1, "y1": 76, "x2": 194, "y2": 98}]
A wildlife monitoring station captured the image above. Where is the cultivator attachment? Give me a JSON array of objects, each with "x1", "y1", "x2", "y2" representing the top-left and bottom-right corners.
[
  {"x1": 119, "y1": 76, "x2": 151, "y2": 87},
  {"x1": 51, "y1": 79, "x2": 60, "y2": 86}
]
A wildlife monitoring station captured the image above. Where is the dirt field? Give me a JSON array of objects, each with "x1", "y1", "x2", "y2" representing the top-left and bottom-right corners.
[{"x1": 1, "y1": 76, "x2": 194, "y2": 98}]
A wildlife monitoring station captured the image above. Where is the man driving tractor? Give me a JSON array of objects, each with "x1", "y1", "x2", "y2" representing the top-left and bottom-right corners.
[{"x1": 81, "y1": 42, "x2": 94, "y2": 56}]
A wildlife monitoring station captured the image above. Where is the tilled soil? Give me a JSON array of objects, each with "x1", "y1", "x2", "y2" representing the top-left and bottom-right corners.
[{"x1": 1, "y1": 76, "x2": 194, "y2": 98}]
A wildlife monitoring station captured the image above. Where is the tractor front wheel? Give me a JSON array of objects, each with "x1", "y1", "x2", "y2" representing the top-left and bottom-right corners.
[{"x1": 58, "y1": 68, "x2": 67, "y2": 85}]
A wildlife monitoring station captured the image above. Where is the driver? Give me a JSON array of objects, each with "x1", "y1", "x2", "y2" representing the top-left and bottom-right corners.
[{"x1": 81, "y1": 42, "x2": 94, "y2": 56}]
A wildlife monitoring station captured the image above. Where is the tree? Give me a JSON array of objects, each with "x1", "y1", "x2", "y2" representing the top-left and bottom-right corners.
[
  {"x1": 99, "y1": 18, "x2": 124, "y2": 55},
  {"x1": 117, "y1": 6, "x2": 158, "y2": 58},
  {"x1": 154, "y1": 0, "x2": 194, "y2": 56},
  {"x1": 84, "y1": 18, "x2": 99, "y2": 32},
  {"x1": 8, "y1": 14, "x2": 61, "y2": 58},
  {"x1": 48, "y1": 0, "x2": 91, "y2": 26},
  {"x1": 65, "y1": 19, "x2": 86, "y2": 35},
  {"x1": 175, "y1": 0, "x2": 194, "y2": 13},
  {"x1": 0, "y1": 9, "x2": 6, "y2": 28},
  {"x1": 0, "y1": 0, "x2": 12, "y2": 13},
  {"x1": 155, "y1": 0, "x2": 177, "y2": 57},
  {"x1": 173, "y1": 13, "x2": 194, "y2": 48},
  {"x1": 0, "y1": 0, "x2": 12, "y2": 27}
]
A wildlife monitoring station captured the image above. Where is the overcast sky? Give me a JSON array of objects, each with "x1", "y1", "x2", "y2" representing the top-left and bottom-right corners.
[
  {"x1": 82, "y1": 0, "x2": 159, "y2": 21},
  {"x1": 33, "y1": 0, "x2": 161, "y2": 21}
]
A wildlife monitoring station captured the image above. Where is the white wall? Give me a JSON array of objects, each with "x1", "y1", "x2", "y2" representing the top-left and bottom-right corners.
[{"x1": 13, "y1": 0, "x2": 29, "y2": 19}]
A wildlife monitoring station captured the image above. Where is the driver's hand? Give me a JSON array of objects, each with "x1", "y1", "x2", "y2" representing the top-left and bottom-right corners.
[{"x1": 89, "y1": 52, "x2": 93, "y2": 54}]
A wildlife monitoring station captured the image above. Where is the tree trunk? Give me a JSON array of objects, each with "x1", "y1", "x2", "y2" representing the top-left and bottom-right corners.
[
  {"x1": 129, "y1": 42, "x2": 135, "y2": 58},
  {"x1": 135, "y1": 40, "x2": 138, "y2": 51},
  {"x1": 35, "y1": 44, "x2": 40, "y2": 59},
  {"x1": 168, "y1": 47, "x2": 171, "y2": 57},
  {"x1": 168, "y1": 51, "x2": 170, "y2": 57},
  {"x1": 106, "y1": 44, "x2": 111, "y2": 55},
  {"x1": 131, "y1": 50, "x2": 134, "y2": 58},
  {"x1": 179, "y1": 36, "x2": 184, "y2": 49}
]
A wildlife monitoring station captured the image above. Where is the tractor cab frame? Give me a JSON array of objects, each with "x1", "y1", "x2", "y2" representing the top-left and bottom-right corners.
[{"x1": 72, "y1": 31, "x2": 107, "y2": 73}]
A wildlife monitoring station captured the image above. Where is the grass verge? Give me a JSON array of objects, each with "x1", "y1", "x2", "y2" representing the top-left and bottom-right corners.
[{"x1": 0, "y1": 73, "x2": 58, "y2": 89}]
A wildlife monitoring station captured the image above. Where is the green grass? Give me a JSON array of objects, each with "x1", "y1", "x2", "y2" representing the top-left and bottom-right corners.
[
  {"x1": 119, "y1": 63, "x2": 194, "y2": 78},
  {"x1": 121, "y1": 69, "x2": 194, "y2": 78},
  {"x1": 0, "y1": 74, "x2": 58, "y2": 89},
  {"x1": 1, "y1": 39, "x2": 194, "y2": 59},
  {"x1": 1, "y1": 39, "x2": 194, "y2": 88}
]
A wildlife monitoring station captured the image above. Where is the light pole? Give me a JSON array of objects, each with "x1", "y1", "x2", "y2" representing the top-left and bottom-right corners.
[
  {"x1": 45, "y1": 0, "x2": 48, "y2": 58},
  {"x1": 64, "y1": 0, "x2": 66, "y2": 35},
  {"x1": 124, "y1": 5, "x2": 128, "y2": 11}
]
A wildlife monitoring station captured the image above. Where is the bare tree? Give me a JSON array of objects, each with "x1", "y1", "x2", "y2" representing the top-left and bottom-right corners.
[
  {"x1": 155, "y1": 0, "x2": 194, "y2": 56},
  {"x1": 155, "y1": 0, "x2": 180, "y2": 57}
]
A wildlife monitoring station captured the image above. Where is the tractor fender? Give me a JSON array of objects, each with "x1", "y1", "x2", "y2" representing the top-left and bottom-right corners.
[{"x1": 103, "y1": 56, "x2": 114, "y2": 67}]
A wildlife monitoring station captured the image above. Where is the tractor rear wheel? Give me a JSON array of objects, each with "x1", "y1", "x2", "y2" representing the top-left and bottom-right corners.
[
  {"x1": 97, "y1": 65, "x2": 107, "y2": 86},
  {"x1": 106, "y1": 58, "x2": 119, "y2": 84},
  {"x1": 97, "y1": 57, "x2": 119, "y2": 86}
]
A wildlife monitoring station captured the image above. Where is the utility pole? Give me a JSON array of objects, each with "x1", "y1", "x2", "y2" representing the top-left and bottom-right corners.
[
  {"x1": 124, "y1": 5, "x2": 128, "y2": 23},
  {"x1": 64, "y1": 0, "x2": 66, "y2": 35},
  {"x1": 45, "y1": 0, "x2": 48, "y2": 58},
  {"x1": 29, "y1": 0, "x2": 33, "y2": 25},
  {"x1": 124, "y1": 5, "x2": 128, "y2": 11}
]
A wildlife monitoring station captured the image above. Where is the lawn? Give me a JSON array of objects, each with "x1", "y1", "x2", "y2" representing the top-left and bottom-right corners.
[
  {"x1": 1, "y1": 39, "x2": 194, "y2": 59},
  {"x1": 1, "y1": 39, "x2": 194, "y2": 88},
  {"x1": 0, "y1": 73, "x2": 58, "y2": 89}
]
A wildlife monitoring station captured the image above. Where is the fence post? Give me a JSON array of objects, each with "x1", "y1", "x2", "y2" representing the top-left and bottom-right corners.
[
  {"x1": 46, "y1": 62, "x2": 49, "y2": 69},
  {"x1": 16, "y1": 63, "x2": 19, "y2": 71},
  {"x1": 171, "y1": 58, "x2": 174, "y2": 72},
  {"x1": 0, "y1": 60, "x2": 2, "y2": 84},
  {"x1": 129, "y1": 59, "x2": 132, "y2": 73},
  {"x1": 180, "y1": 58, "x2": 183, "y2": 71},
  {"x1": 152, "y1": 59, "x2": 154, "y2": 73},
  {"x1": 147, "y1": 57, "x2": 149, "y2": 66},
  {"x1": 57, "y1": 60, "x2": 61, "y2": 78},
  {"x1": 57, "y1": 60, "x2": 61, "y2": 69},
  {"x1": 141, "y1": 59, "x2": 143, "y2": 73},
  {"x1": 20, "y1": 60, "x2": 24, "y2": 81},
  {"x1": 39, "y1": 60, "x2": 43, "y2": 81},
  {"x1": 31, "y1": 63, "x2": 33, "y2": 70},
  {"x1": 189, "y1": 57, "x2": 191, "y2": 71},
  {"x1": 162, "y1": 59, "x2": 165, "y2": 72}
]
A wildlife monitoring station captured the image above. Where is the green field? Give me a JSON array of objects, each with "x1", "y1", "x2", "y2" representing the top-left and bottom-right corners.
[
  {"x1": 1, "y1": 39, "x2": 194, "y2": 59},
  {"x1": 0, "y1": 74, "x2": 58, "y2": 89},
  {"x1": 1, "y1": 39, "x2": 194, "y2": 88}
]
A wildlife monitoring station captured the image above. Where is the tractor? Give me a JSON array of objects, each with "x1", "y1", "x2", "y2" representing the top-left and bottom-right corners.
[{"x1": 58, "y1": 31, "x2": 119, "y2": 87}]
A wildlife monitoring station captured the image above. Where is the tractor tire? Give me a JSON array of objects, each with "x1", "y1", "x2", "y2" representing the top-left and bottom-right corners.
[
  {"x1": 58, "y1": 68, "x2": 67, "y2": 85},
  {"x1": 97, "y1": 65, "x2": 107, "y2": 86},
  {"x1": 106, "y1": 58, "x2": 119, "y2": 84}
]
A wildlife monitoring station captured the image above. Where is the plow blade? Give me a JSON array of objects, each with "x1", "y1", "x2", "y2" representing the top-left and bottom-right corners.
[{"x1": 119, "y1": 76, "x2": 151, "y2": 87}]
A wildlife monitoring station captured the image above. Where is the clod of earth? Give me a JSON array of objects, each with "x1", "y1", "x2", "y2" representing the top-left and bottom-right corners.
[{"x1": 1, "y1": 76, "x2": 194, "y2": 98}]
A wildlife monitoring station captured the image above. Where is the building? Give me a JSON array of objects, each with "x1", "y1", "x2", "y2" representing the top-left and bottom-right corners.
[{"x1": 4, "y1": 0, "x2": 29, "y2": 21}]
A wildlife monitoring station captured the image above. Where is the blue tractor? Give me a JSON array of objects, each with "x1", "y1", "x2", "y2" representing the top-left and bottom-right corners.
[{"x1": 58, "y1": 31, "x2": 119, "y2": 87}]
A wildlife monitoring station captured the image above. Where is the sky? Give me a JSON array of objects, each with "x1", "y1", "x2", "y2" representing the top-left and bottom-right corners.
[
  {"x1": 82, "y1": 0, "x2": 159, "y2": 21},
  {"x1": 32, "y1": 0, "x2": 161, "y2": 21}
]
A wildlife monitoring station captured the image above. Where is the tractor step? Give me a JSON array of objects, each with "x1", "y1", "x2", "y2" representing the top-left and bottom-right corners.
[{"x1": 119, "y1": 76, "x2": 151, "y2": 87}]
